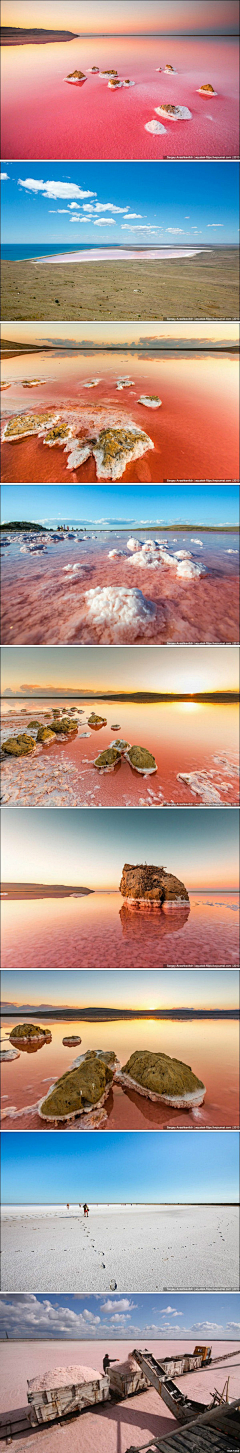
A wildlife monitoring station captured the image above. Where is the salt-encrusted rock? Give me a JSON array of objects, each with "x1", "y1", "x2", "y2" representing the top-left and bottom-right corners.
[
  {"x1": 92, "y1": 426, "x2": 153, "y2": 481},
  {"x1": 117, "y1": 1050, "x2": 205, "y2": 1108},
  {"x1": 65, "y1": 70, "x2": 86, "y2": 81},
  {"x1": 1, "y1": 1040, "x2": 20, "y2": 1061},
  {"x1": 36, "y1": 727, "x2": 56, "y2": 743},
  {"x1": 108, "y1": 78, "x2": 124, "y2": 87},
  {"x1": 38, "y1": 1050, "x2": 118, "y2": 1123},
  {"x1": 2, "y1": 411, "x2": 57, "y2": 441},
  {"x1": 87, "y1": 67, "x2": 99, "y2": 72},
  {"x1": 100, "y1": 69, "x2": 118, "y2": 76},
  {"x1": 2, "y1": 733, "x2": 36, "y2": 756},
  {"x1": 119, "y1": 862, "x2": 189, "y2": 902},
  {"x1": 10, "y1": 1023, "x2": 52, "y2": 1046},
  {"x1": 94, "y1": 746, "x2": 122, "y2": 773},
  {"x1": 111, "y1": 738, "x2": 130, "y2": 751},
  {"x1": 138, "y1": 396, "x2": 162, "y2": 409},
  {"x1": 124, "y1": 745, "x2": 157, "y2": 775},
  {"x1": 155, "y1": 104, "x2": 192, "y2": 120},
  {"x1": 164, "y1": 64, "x2": 176, "y2": 72},
  {"x1": 27, "y1": 720, "x2": 41, "y2": 729},
  {"x1": 116, "y1": 378, "x2": 134, "y2": 390},
  {"x1": 88, "y1": 713, "x2": 107, "y2": 729},
  {"x1": 198, "y1": 83, "x2": 217, "y2": 94},
  {"x1": 48, "y1": 718, "x2": 78, "y2": 734},
  {"x1": 43, "y1": 424, "x2": 71, "y2": 447},
  {"x1": 62, "y1": 1036, "x2": 82, "y2": 1047},
  {"x1": 145, "y1": 119, "x2": 167, "y2": 134}
]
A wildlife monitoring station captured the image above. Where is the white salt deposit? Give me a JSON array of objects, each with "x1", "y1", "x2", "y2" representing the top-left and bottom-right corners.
[
  {"x1": 155, "y1": 105, "x2": 192, "y2": 120},
  {"x1": 145, "y1": 119, "x2": 167, "y2": 133},
  {"x1": 84, "y1": 586, "x2": 156, "y2": 642},
  {"x1": 177, "y1": 771, "x2": 222, "y2": 804},
  {"x1": 176, "y1": 560, "x2": 203, "y2": 578},
  {"x1": 82, "y1": 379, "x2": 101, "y2": 388},
  {"x1": 138, "y1": 396, "x2": 162, "y2": 408},
  {"x1": 108, "y1": 549, "x2": 123, "y2": 557}
]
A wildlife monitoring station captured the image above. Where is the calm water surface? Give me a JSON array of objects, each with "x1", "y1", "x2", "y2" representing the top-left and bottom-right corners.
[
  {"x1": 1, "y1": 891, "x2": 239, "y2": 968},
  {"x1": 1, "y1": 1015, "x2": 239, "y2": 1130}
]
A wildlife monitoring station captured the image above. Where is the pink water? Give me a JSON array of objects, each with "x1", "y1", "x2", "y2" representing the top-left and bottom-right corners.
[
  {"x1": 2, "y1": 351, "x2": 239, "y2": 483},
  {"x1": 1, "y1": 702, "x2": 239, "y2": 808},
  {"x1": 1, "y1": 1015, "x2": 239, "y2": 1130},
  {"x1": 1, "y1": 530, "x2": 239, "y2": 645},
  {"x1": 1, "y1": 36, "x2": 239, "y2": 158},
  {"x1": 1, "y1": 891, "x2": 239, "y2": 967}
]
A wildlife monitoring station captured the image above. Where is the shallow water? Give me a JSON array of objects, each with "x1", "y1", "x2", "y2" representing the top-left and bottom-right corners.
[
  {"x1": 1, "y1": 701, "x2": 239, "y2": 808},
  {"x1": 1, "y1": 529, "x2": 239, "y2": 645},
  {"x1": 1, "y1": 1015, "x2": 239, "y2": 1130},
  {"x1": 1, "y1": 350, "x2": 239, "y2": 483},
  {"x1": 1, "y1": 35, "x2": 239, "y2": 159},
  {"x1": 1, "y1": 891, "x2": 239, "y2": 967}
]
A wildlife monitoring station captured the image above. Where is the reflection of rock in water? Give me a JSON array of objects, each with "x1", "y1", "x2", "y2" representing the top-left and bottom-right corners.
[{"x1": 119, "y1": 900, "x2": 190, "y2": 947}]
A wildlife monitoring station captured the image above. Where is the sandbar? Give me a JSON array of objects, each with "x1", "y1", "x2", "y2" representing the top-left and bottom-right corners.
[{"x1": 1, "y1": 1204, "x2": 238, "y2": 1292}]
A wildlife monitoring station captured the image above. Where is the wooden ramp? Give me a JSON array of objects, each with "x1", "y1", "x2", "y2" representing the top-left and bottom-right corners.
[{"x1": 125, "y1": 1399, "x2": 240, "y2": 1452}]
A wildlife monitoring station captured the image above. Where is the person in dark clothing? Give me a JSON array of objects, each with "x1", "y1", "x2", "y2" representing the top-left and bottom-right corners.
[
  {"x1": 103, "y1": 1353, "x2": 119, "y2": 1374},
  {"x1": 83, "y1": 1202, "x2": 89, "y2": 1217}
]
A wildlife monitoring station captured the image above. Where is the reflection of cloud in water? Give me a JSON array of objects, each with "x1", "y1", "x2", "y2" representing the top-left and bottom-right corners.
[{"x1": 119, "y1": 901, "x2": 190, "y2": 948}]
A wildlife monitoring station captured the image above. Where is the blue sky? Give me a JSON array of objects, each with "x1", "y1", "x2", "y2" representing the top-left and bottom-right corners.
[
  {"x1": 1, "y1": 162, "x2": 239, "y2": 245},
  {"x1": 0, "y1": 1290, "x2": 240, "y2": 1340},
  {"x1": 1, "y1": 484, "x2": 239, "y2": 528},
  {"x1": 2, "y1": 969, "x2": 238, "y2": 1010},
  {"x1": 2, "y1": 1131, "x2": 239, "y2": 1203},
  {"x1": 2, "y1": 806, "x2": 239, "y2": 889}
]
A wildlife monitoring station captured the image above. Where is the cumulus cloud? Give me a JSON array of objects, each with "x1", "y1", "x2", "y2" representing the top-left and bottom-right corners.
[
  {"x1": 207, "y1": 222, "x2": 224, "y2": 227},
  {"x1": 48, "y1": 208, "x2": 71, "y2": 213},
  {"x1": 94, "y1": 202, "x2": 129, "y2": 213},
  {"x1": 68, "y1": 202, "x2": 81, "y2": 209},
  {"x1": 101, "y1": 1299, "x2": 135, "y2": 1313},
  {"x1": 125, "y1": 213, "x2": 143, "y2": 219},
  {"x1": 161, "y1": 1306, "x2": 182, "y2": 1314},
  {"x1": 0, "y1": 1297, "x2": 101, "y2": 1338},
  {"x1": 121, "y1": 224, "x2": 157, "y2": 232},
  {"x1": 93, "y1": 218, "x2": 116, "y2": 226},
  {"x1": 1, "y1": 172, "x2": 9, "y2": 180},
  {"x1": 166, "y1": 227, "x2": 184, "y2": 234},
  {"x1": 18, "y1": 179, "x2": 96, "y2": 200}
]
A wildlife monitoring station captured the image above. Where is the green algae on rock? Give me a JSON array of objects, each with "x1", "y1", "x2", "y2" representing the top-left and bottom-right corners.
[
  {"x1": 38, "y1": 1050, "x2": 118, "y2": 1123},
  {"x1": 124, "y1": 745, "x2": 157, "y2": 775},
  {"x1": 27, "y1": 720, "x2": 41, "y2": 730},
  {"x1": 10, "y1": 1023, "x2": 52, "y2": 1045},
  {"x1": 36, "y1": 727, "x2": 56, "y2": 743},
  {"x1": 48, "y1": 718, "x2": 79, "y2": 734},
  {"x1": 118, "y1": 1049, "x2": 205, "y2": 1108},
  {"x1": 88, "y1": 713, "x2": 107, "y2": 729},
  {"x1": 94, "y1": 746, "x2": 122, "y2": 773},
  {"x1": 2, "y1": 411, "x2": 56, "y2": 441},
  {"x1": 2, "y1": 733, "x2": 36, "y2": 756},
  {"x1": 43, "y1": 424, "x2": 71, "y2": 446}
]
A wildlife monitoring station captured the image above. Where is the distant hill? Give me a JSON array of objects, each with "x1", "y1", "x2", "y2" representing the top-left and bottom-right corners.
[
  {"x1": 1, "y1": 340, "x2": 53, "y2": 357},
  {"x1": 1, "y1": 1004, "x2": 239, "y2": 1021},
  {"x1": 1, "y1": 884, "x2": 94, "y2": 899},
  {"x1": 0, "y1": 521, "x2": 48, "y2": 533},
  {"x1": 1, "y1": 28, "x2": 79, "y2": 44}
]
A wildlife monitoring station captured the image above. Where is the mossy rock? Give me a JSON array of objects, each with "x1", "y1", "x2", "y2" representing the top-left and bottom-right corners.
[
  {"x1": 39, "y1": 1050, "x2": 115, "y2": 1121},
  {"x1": 121, "y1": 1050, "x2": 205, "y2": 1104},
  {"x1": 111, "y1": 739, "x2": 131, "y2": 752},
  {"x1": 27, "y1": 720, "x2": 41, "y2": 729},
  {"x1": 67, "y1": 69, "x2": 86, "y2": 78},
  {"x1": 36, "y1": 727, "x2": 56, "y2": 743},
  {"x1": 88, "y1": 713, "x2": 107, "y2": 728},
  {"x1": 2, "y1": 733, "x2": 36, "y2": 756},
  {"x1": 94, "y1": 746, "x2": 122, "y2": 772},
  {"x1": 10, "y1": 1023, "x2": 52, "y2": 1044},
  {"x1": 125, "y1": 745, "x2": 157, "y2": 774},
  {"x1": 48, "y1": 719, "x2": 78, "y2": 734}
]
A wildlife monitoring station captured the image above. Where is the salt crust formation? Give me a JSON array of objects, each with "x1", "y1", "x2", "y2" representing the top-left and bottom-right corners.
[
  {"x1": 120, "y1": 862, "x2": 189, "y2": 903},
  {"x1": 155, "y1": 103, "x2": 192, "y2": 120},
  {"x1": 138, "y1": 396, "x2": 162, "y2": 408},
  {"x1": 2, "y1": 410, "x2": 154, "y2": 482},
  {"x1": 117, "y1": 1049, "x2": 205, "y2": 1108},
  {"x1": 84, "y1": 586, "x2": 156, "y2": 642}
]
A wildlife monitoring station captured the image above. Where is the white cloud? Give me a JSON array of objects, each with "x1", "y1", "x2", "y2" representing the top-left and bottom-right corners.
[
  {"x1": 226, "y1": 1322, "x2": 240, "y2": 1330},
  {"x1": 160, "y1": 1306, "x2": 180, "y2": 1314},
  {"x1": 94, "y1": 218, "x2": 116, "y2": 226},
  {"x1": 18, "y1": 179, "x2": 96, "y2": 200},
  {"x1": 94, "y1": 202, "x2": 129, "y2": 213},
  {"x1": 101, "y1": 1299, "x2": 135, "y2": 1313},
  {"x1": 166, "y1": 227, "x2": 184, "y2": 234},
  {"x1": 0, "y1": 1297, "x2": 101, "y2": 1338},
  {"x1": 1, "y1": 172, "x2": 9, "y2": 180},
  {"x1": 48, "y1": 208, "x2": 71, "y2": 213},
  {"x1": 82, "y1": 204, "x2": 96, "y2": 212},
  {"x1": 125, "y1": 213, "x2": 143, "y2": 219},
  {"x1": 70, "y1": 216, "x2": 89, "y2": 223},
  {"x1": 68, "y1": 202, "x2": 81, "y2": 209},
  {"x1": 207, "y1": 222, "x2": 224, "y2": 227},
  {"x1": 192, "y1": 1322, "x2": 223, "y2": 1332},
  {"x1": 121, "y1": 224, "x2": 157, "y2": 232}
]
